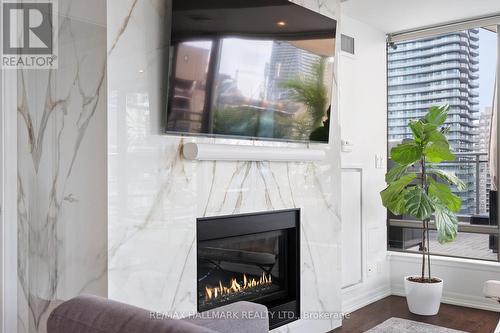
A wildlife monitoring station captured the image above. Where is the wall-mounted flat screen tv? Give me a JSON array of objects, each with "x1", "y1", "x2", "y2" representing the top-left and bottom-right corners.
[{"x1": 165, "y1": 0, "x2": 337, "y2": 143}]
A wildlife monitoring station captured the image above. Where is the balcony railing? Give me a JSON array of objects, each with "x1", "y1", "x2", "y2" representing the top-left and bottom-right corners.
[
  {"x1": 444, "y1": 152, "x2": 489, "y2": 215},
  {"x1": 389, "y1": 54, "x2": 470, "y2": 69},
  {"x1": 390, "y1": 34, "x2": 477, "y2": 53},
  {"x1": 389, "y1": 44, "x2": 472, "y2": 61},
  {"x1": 388, "y1": 91, "x2": 472, "y2": 103},
  {"x1": 388, "y1": 61, "x2": 475, "y2": 77},
  {"x1": 388, "y1": 71, "x2": 468, "y2": 86}
]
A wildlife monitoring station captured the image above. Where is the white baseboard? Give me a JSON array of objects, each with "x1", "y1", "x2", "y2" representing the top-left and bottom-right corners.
[
  {"x1": 342, "y1": 285, "x2": 391, "y2": 313},
  {"x1": 391, "y1": 285, "x2": 500, "y2": 312},
  {"x1": 344, "y1": 284, "x2": 500, "y2": 314}
]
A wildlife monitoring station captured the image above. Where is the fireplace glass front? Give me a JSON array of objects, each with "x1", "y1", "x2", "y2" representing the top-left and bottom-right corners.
[{"x1": 197, "y1": 209, "x2": 300, "y2": 329}]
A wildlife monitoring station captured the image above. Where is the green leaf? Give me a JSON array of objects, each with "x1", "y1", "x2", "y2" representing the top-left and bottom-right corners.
[
  {"x1": 409, "y1": 121, "x2": 440, "y2": 144},
  {"x1": 404, "y1": 186, "x2": 434, "y2": 220},
  {"x1": 391, "y1": 142, "x2": 423, "y2": 165},
  {"x1": 386, "y1": 164, "x2": 410, "y2": 183},
  {"x1": 425, "y1": 105, "x2": 449, "y2": 126},
  {"x1": 422, "y1": 123, "x2": 438, "y2": 136},
  {"x1": 388, "y1": 189, "x2": 409, "y2": 215},
  {"x1": 424, "y1": 141, "x2": 455, "y2": 163},
  {"x1": 428, "y1": 169, "x2": 466, "y2": 191},
  {"x1": 428, "y1": 179, "x2": 462, "y2": 213},
  {"x1": 427, "y1": 130, "x2": 447, "y2": 145},
  {"x1": 409, "y1": 121, "x2": 424, "y2": 142},
  {"x1": 380, "y1": 174, "x2": 416, "y2": 215},
  {"x1": 433, "y1": 200, "x2": 458, "y2": 244}
]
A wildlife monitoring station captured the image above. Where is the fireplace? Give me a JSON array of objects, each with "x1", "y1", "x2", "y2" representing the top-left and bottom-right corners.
[{"x1": 197, "y1": 209, "x2": 300, "y2": 329}]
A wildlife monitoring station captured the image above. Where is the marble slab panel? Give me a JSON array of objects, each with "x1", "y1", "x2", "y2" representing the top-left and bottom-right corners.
[
  {"x1": 17, "y1": 1, "x2": 108, "y2": 332},
  {"x1": 107, "y1": 0, "x2": 342, "y2": 332}
]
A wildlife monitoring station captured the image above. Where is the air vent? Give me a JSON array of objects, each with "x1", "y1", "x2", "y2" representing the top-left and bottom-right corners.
[{"x1": 341, "y1": 34, "x2": 355, "y2": 54}]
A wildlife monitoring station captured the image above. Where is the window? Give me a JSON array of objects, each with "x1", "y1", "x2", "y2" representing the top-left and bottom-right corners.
[{"x1": 387, "y1": 26, "x2": 499, "y2": 261}]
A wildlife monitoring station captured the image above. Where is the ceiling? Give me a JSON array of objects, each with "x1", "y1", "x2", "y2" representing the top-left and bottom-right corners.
[
  {"x1": 172, "y1": 0, "x2": 336, "y2": 41},
  {"x1": 342, "y1": 0, "x2": 500, "y2": 33}
]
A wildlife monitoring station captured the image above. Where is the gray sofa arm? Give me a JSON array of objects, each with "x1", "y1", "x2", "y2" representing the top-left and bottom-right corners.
[
  {"x1": 47, "y1": 294, "x2": 218, "y2": 333},
  {"x1": 183, "y1": 301, "x2": 269, "y2": 333}
]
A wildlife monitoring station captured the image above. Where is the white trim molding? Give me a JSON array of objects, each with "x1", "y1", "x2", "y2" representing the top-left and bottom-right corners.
[
  {"x1": 341, "y1": 167, "x2": 364, "y2": 290},
  {"x1": 342, "y1": 284, "x2": 391, "y2": 314},
  {"x1": 391, "y1": 288, "x2": 500, "y2": 313},
  {"x1": 388, "y1": 13, "x2": 500, "y2": 43},
  {"x1": 182, "y1": 142, "x2": 326, "y2": 162},
  {"x1": 1, "y1": 69, "x2": 18, "y2": 333}
]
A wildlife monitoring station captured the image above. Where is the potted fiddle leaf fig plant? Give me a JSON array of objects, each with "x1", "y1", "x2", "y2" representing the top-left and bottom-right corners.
[{"x1": 380, "y1": 105, "x2": 466, "y2": 316}]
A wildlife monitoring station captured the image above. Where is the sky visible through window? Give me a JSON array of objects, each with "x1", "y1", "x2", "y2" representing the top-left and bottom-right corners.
[{"x1": 478, "y1": 28, "x2": 497, "y2": 114}]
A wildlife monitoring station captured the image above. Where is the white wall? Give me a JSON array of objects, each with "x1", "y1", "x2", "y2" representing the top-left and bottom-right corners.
[
  {"x1": 340, "y1": 12, "x2": 500, "y2": 316},
  {"x1": 339, "y1": 14, "x2": 390, "y2": 313}
]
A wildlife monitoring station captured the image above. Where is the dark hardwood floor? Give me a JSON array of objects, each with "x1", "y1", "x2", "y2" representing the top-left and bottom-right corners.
[{"x1": 331, "y1": 296, "x2": 499, "y2": 333}]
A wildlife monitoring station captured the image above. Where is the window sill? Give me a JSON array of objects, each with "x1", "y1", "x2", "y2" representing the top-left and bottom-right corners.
[
  {"x1": 388, "y1": 218, "x2": 499, "y2": 235},
  {"x1": 388, "y1": 251, "x2": 500, "y2": 271}
]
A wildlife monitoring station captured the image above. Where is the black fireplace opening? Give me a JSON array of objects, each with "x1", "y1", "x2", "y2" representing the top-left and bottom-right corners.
[{"x1": 197, "y1": 209, "x2": 300, "y2": 329}]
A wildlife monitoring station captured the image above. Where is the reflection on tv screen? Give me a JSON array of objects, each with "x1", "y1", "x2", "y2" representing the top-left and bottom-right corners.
[{"x1": 166, "y1": 0, "x2": 336, "y2": 143}]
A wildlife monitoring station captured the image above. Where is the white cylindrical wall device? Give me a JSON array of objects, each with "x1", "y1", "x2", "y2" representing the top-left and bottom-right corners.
[{"x1": 182, "y1": 142, "x2": 326, "y2": 162}]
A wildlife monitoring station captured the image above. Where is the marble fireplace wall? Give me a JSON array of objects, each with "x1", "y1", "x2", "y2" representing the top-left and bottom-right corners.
[
  {"x1": 17, "y1": 1, "x2": 108, "y2": 332},
  {"x1": 108, "y1": 0, "x2": 342, "y2": 332}
]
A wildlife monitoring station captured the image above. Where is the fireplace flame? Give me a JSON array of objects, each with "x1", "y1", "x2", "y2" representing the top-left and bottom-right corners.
[{"x1": 205, "y1": 272, "x2": 272, "y2": 300}]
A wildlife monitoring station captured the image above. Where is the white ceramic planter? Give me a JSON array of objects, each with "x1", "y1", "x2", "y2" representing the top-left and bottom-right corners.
[{"x1": 404, "y1": 276, "x2": 443, "y2": 316}]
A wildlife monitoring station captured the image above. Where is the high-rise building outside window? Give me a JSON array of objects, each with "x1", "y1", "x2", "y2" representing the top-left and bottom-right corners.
[{"x1": 387, "y1": 26, "x2": 499, "y2": 261}]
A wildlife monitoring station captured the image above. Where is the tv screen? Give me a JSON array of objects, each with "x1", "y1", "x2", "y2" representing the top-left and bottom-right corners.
[{"x1": 165, "y1": 0, "x2": 337, "y2": 143}]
